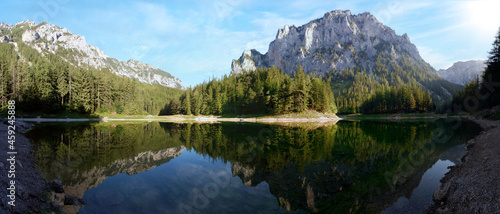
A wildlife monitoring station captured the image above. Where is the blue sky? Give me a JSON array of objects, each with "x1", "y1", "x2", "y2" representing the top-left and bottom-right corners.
[{"x1": 2, "y1": 0, "x2": 499, "y2": 87}]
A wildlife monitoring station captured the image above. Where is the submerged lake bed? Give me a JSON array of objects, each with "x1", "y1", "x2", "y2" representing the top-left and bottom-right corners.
[{"x1": 25, "y1": 119, "x2": 481, "y2": 213}]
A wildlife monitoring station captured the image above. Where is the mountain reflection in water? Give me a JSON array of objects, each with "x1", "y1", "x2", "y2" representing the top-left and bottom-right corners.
[{"x1": 26, "y1": 119, "x2": 481, "y2": 213}]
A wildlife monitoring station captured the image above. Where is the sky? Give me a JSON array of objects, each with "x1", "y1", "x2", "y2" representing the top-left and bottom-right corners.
[{"x1": 2, "y1": 0, "x2": 499, "y2": 87}]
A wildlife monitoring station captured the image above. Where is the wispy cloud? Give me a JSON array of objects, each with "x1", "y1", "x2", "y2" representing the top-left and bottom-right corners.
[
  {"x1": 417, "y1": 46, "x2": 453, "y2": 70},
  {"x1": 136, "y1": 3, "x2": 183, "y2": 35},
  {"x1": 4, "y1": 0, "x2": 495, "y2": 86},
  {"x1": 413, "y1": 24, "x2": 465, "y2": 40}
]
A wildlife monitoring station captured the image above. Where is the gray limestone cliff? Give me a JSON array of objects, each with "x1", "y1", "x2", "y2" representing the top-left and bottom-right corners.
[{"x1": 231, "y1": 10, "x2": 431, "y2": 75}]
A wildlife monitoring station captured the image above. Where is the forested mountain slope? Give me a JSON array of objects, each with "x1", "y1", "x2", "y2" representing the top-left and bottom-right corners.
[
  {"x1": 164, "y1": 66, "x2": 337, "y2": 116},
  {"x1": 0, "y1": 20, "x2": 185, "y2": 89},
  {"x1": 231, "y1": 10, "x2": 462, "y2": 113},
  {"x1": 0, "y1": 36, "x2": 182, "y2": 115}
]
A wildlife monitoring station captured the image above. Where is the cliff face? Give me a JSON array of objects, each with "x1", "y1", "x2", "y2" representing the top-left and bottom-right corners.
[
  {"x1": 231, "y1": 10, "x2": 432, "y2": 76},
  {"x1": 0, "y1": 21, "x2": 185, "y2": 89},
  {"x1": 438, "y1": 60, "x2": 487, "y2": 86}
]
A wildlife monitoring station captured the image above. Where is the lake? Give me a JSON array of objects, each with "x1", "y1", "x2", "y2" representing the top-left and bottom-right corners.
[{"x1": 25, "y1": 119, "x2": 481, "y2": 213}]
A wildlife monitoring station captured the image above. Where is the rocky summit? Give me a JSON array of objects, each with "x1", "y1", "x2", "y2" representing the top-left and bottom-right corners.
[
  {"x1": 231, "y1": 10, "x2": 432, "y2": 75},
  {"x1": 438, "y1": 60, "x2": 487, "y2": 86},
  {"x1": 0, "y1": 20, "x2": 185, "y2": 89}
]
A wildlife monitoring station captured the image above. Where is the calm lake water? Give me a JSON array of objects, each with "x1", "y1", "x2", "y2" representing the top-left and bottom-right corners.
[{"x1": 25, "y1": 119, "x2": 481, "y2": 213}]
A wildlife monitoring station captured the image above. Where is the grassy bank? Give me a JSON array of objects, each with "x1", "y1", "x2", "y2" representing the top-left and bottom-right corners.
[
  {"x1": 10, "y1": 110, "x2": 339, "y2": 123},
  {"x1": 339, "y1": 113, "x2": 449, "y2": 119}
]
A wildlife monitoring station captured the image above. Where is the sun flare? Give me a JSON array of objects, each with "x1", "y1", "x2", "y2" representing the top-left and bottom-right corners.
[{"x1": 463, "y1": 0, "x2": 500, "y2": 35}]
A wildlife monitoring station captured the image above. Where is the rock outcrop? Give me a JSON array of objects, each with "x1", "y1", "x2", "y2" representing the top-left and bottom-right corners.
[
  {"x1": 438, "y1": 60, "x2": 487, "y2": 86},
  {"x1": 0, "y1": 20, "x2": 185, "y2": 89},
  {"x1": 231, "y1": 10, "x2": 432, "y2": 75}
]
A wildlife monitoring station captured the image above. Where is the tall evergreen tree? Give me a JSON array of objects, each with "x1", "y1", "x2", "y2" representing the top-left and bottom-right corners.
[{"x1": 480, "y1": 28, "x2": 500, "y2": 108}]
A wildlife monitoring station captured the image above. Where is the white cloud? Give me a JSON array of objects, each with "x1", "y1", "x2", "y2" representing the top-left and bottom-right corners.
[
  {"x1": 417, "y1": 46, "x2": 453, "y2": 70},
  {"x1": 245, "y1": 36, "x2": 274, "y2": 53},
  {"x1": 250, "y1": 11, "x2": 323, "y2": 36},
  {"x1": 136, "y1": 2, "x2": 199, "y2": 35},
  {"x1": 412, "y1": 24, "x2": 465, "y2": 40},
  {"x1": 208, "y1": 0, "x2": 247, "y2": 22},
  {"x1": 371, "y1": 0, "x2": 436, "y2": 26},
  {"x1": 61, "y1": 0, "x2": 497, "y2": 87}
]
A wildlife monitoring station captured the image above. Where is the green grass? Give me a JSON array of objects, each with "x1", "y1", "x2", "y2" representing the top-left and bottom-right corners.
[
  {"x1": 98, "y1": 114, "x2": 198, "y2": 120},
  {"x1": 4, "y1": 109, "x2": 339, "y2": 122},
  {"x1": 340, "y1": 113, "x2": 446, "y2": 118},
  {"x1": 218, "y1": 112, "x2": 267, "y2": 118},
  {"x1": 219, "y1": 110, "x2": 337, "y2": 119},
  {"x1": 271, "y1": 110, "x2": 337, "y2": 119}
]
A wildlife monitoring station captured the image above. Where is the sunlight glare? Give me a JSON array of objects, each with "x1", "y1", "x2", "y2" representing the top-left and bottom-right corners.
[{"x1": 463, "y1": 0, "x2": 500, "y2": 35}]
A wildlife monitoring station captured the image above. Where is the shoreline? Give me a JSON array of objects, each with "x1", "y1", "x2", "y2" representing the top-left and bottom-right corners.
[
  {"x1": 16, "y1": 115, "x2": 342, "y2": 123},
  {"x1": 5, "y1": 116, "x2": 499, "y2": 213},
  {"x1": 428, "y1": 116, "x2": 500, "y2": 213},
  {"x1": 0, "y1": 120, "x2": 57, "y2": 213},
  {"x1": 14, "y1": 113, "x2": 457, "y2": 123}
]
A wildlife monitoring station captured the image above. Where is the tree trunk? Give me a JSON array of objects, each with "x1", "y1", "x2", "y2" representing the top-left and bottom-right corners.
[{"x1": 69, "y1": 75, "x2": 72, "y2": 104}]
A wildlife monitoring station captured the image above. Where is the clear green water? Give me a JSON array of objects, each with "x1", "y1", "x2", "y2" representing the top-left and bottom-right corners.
[{"x1": 25, "y1": 119, "x2": 481, "y2": 213}]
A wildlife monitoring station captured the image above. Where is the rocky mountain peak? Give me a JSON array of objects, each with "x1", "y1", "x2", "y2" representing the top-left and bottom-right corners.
[
  {"x1": 402, "y1": 33, "x2": 411, "y2": 42},
  {"x1": 1, "y1": 20, "x2": 185, "y2": 89},
  {"x1": 15, "y1": 20, "x2": 36, "y2": 28},
  {"x1": 438, "y1": 60, "x2": 487, "y2": 86},
  {"x1": 231, "y1": 10, "x2": 427, "y2": 75}
]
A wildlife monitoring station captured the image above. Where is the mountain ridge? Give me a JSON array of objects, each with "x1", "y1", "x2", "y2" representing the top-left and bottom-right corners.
[
  {"x1": 230, "y1": 10, "x2": 461, "y2": 111},
  {"x1": 438, "y1": 60, "x2": 486, "y2": 86},
  {"x1": 0, "y1": 20, "x2": 185, "y2": 89},
  {"x1": 231, "y1": 10, "x2": 433, "y2": 76}
]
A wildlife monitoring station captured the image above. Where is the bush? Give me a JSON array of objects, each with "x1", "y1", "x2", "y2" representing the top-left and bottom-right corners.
[{"x1": 115, "y1": 103, "x2": 124, "y2": 114}]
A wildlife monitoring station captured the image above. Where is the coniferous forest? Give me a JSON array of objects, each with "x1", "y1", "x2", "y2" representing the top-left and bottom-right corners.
[
  {"x1": 0, "y1": 39, "x2": 445, "y2": 116},
  {"x1": 164, "y1": 66, "x2": 337, "y2": 115},
  {"x1": 0, "y1": 42, "x2": 182, "y2": 115},
  {"x1": 5, "y1": 29, "x2": 499, "y2": 117},
  {"x1": 448, "y1": 28, "x2": 500, "y2": 112},
  {"x1": 323, "y1": 52, "x2": 459, "y2": 114}
]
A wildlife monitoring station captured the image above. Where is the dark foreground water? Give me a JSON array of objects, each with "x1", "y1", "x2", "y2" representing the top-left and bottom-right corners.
[{"x1": 26, "y1": 119, "x2": 481, "y2": 213}]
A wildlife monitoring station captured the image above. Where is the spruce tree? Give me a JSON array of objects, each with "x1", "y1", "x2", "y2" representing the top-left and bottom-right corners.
[{"x1": 480, "y1": 28, "x2": 500, "y2": 108}]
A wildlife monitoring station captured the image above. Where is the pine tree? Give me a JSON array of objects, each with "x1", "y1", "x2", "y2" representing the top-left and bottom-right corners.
[
  {"x1": 56, "y1": 66, "x2": 69, "y2": 106},
  {"x1": 480, "y1": 27, "x2": 500, "y2": 108}
]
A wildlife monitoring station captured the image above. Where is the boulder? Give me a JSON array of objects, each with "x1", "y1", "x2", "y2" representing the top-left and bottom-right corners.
[
  {"x1": 50, "y1": 179, "x2": 64, "y2": 193},
  {"x1": 64, "y1": 194, "x2": 86, "y2": 205}
]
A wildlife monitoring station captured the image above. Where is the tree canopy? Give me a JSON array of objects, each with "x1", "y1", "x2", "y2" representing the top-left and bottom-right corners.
[
  {"x1": 448, "y1": 27, "x2": 500, "y2": 112},
  {"x1": 0, "y1": 42, "x2": 182, "y2": 115},
  {"x1": 164, "y1": 66, "x2": 337, "y2": 116}
]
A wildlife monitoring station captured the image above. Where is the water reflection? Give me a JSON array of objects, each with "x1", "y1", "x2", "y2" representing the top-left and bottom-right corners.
[{"x1": 26, "y1": 119, "x2": 481, "y2": 213}]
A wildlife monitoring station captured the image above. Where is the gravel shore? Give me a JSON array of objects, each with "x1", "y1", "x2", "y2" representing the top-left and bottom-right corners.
[
  {"x1": 0, "y1": 120, "x2": 57, "y2": 213},
  {"x1": 428, "y1": 117, "x2": 500, "y2": 213}
]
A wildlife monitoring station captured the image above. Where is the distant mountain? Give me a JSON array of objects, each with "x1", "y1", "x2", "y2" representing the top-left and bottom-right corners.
[
  {"x1": 0, "y1": 20, "x2": 185, "y2": 89},
  {"x1": 438, "y1": 60, "x2": 486, "y2": 86},
  {"x1": 231, "y1": 10, "x2": 461, "y2": 109}
]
